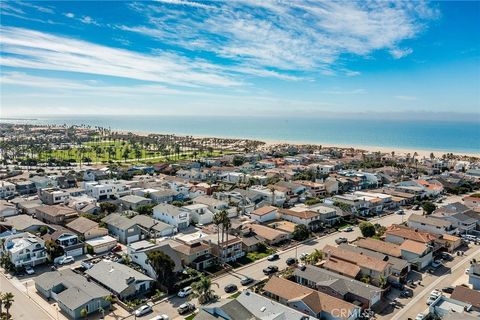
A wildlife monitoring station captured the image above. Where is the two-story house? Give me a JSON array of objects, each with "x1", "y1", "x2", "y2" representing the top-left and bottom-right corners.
[
  {"x1": 153, "y1": 203, "x2": 189, "y2": 229},
  {"x1": 407, "y1": 214, "x2": 457, "y2": 235},
  {"x1": 101, "y1": 213, "x2": 143, "y2": 244},
  {"x1": 35, "y1": 205, "x2": 79, "y2": 226},
  {"x1": 1, "y1": 232, "x2": 47, "y2": 268}
]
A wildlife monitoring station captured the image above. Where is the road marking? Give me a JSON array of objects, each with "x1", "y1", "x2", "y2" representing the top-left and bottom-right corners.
[{"x1": 391, "y1": 246, "x2": 480, "y2": 320}]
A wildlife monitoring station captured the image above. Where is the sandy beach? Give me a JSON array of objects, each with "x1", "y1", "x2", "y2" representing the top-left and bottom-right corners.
[{"x1": 115, "y1": 128, "x2": 479, "y2": 159}]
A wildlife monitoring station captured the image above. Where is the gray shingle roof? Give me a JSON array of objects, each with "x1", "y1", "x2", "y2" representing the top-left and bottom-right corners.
[
  {"x1": 102, "y1": 213, "x2": 136, "y2": 230},
  {"x1": 85, "y1": 260, "x2": 153, "y2": 294},
  {"x1": 153, "y1": 203, "x2": 186, "y2": 217},
  {"x1": 35, "y1": 269, "x2": 110, "y2": 311}
]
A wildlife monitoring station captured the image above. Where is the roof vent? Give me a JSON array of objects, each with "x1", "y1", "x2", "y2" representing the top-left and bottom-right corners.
[{"x1": 260, "y1": 306, "x2": 266, "y2": 312}]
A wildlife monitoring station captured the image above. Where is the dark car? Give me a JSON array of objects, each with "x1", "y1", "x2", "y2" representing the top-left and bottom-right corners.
[
  {"x1": 391, "y1": 282, "x2": 405, "y2": 290},
  {"x1": 400, "y1": 289, "x2": 413, "y2": 298},
  {"x1": 441, "y1": 253, "x2": 454, "y2": 261},
  {"x1": 335, "y1": 237, "x2": 348, "y2": 245},
  {"x1": 263, "y1": 265, "x2": 279, "y2": 275},
  {"x1": 442, "y1": 286, "x2": 454, "y2": 294},
  {"x1": 224, "y1": 284, "x2": 238, "y2": 293},
  {"x1": 240, "y1": 277, "x2": 254, "y2": 285},
  {"x1": 286, "y1": 257, "x2": 297, "y2": 266},
  {"x1": 267, "y1": 254, "x2": 279, "y2": 261},
  {"x1": 177, "y1": 302, "x2": 195, "y2": 315}
]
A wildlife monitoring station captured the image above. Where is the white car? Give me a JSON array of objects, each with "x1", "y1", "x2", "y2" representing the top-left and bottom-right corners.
[
  {"x1": 342, "y1": 226, "x2": 353, "y2": 232},
  {"x1": 465, "y1": 268, "x2": 470, "y2": 274},
  {"x1": 149, "y1": 315, "x2": 169, "y2": 320},
  {"x1": 134, "y1": 305, "x2": 152, "y2": 317},
  {"x1": 59, "y1": 256, "x2": 74, "y2": 265},
  {"x1": 426, "y1": 296, "x2": 438, "y2": 305},
  {"x1": 430, "y1": 289, "x2": 441, "y2": 298},
  {"x1": 177, "y1": 286, "x2": 192, "y2": 298},
  {"x1": 25, "y1": 266, "x2": 35, "y2": 275},
  {"x1": 415, "y1": 313, "x2": 426, "y2": 320}
]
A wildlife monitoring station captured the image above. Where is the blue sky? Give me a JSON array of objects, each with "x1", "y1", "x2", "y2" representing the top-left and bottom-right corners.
[{"x1": 1, "y1": 0, "x2": 479, "y2": 118}]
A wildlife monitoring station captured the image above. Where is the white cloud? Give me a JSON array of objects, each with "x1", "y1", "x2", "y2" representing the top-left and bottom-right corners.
[
  {"x1": 154, "y1": 0, "x2": 215, "y2": 9},
  {"x1": 125, "y1": 0, "x2": 438, "y2": 72},
  {"x1": 64, "y1": 12, "x2": 75, "y2": 18},
  {"x1": 79, "y1": 16, "x2": 98, "y2": 25},
  {"x1": 395, "y1": 95, "x2": 418, "y2": 101},
  {"x1": 390, "y1": 48, "x2": 414, "y2": 59},
  {"x1": 321, "y1": 88, "x2": 366, "y2": 95},
  {"x1": 0, "y1": 27, "x2": 241, "y2": 88}
]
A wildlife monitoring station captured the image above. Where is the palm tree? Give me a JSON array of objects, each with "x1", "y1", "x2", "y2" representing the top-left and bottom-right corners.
[
  {"x1": 190, "y1": 276, "x2": 218, "y2": 304},
  {"x1": 2, "y1": 292, "x2": 14, "y2": 319},
  {"x1": 0, "y1": 292, "x2": 3, "y2": 317},
  {"x1": 104, "y1": 295, "x2": 115, "y2": 311},
  {"x1": 306, "y1": 249, "x2": 323, "y2": 265},
  {"x1": 80, "y1": 307, "x2": 88, "y2": 318},
  {"x1": 269, "y1": 186, "x2": 276, "y2": 206},
  {"x1": 212, "y1": 212, "x2": 223, "y2": 257},
  {"x1": 378, "y1": 275, "x2": 387, "y2": 289}
]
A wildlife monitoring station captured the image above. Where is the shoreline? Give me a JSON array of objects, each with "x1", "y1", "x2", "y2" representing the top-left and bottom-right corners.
[{"x1": 113, "y1": 128, "x2": 479, "y2": 159}]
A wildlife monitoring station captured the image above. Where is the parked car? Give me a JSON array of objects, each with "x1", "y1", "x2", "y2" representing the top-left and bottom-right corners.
[
  {"x1": 134, "y1": 305, "x2": 152, "y2": 317},
  {"x1": 335, "y1": 237, "x2": 348, "y2": 244},
  {"x1": 442, "y1": 286, "x2": 454, "y2": 294},
  {"x1": 25, "y1": 266, "x2": 35, "y2": 275},
  {"x1": 286, "y1": 257, "x2": 297, "y2": 266},
  {"x1": 441, "y1": 253, "x2": 453, "y2": 261},
  {"x1": 415, "y1": 313, "x2": 426, "y2": 320},
  {"x1": 426, "y1": 296, "x2": 438, "y2": 305},
  {"x1": 431, "y1": 260, "x2": 442, "y2": 268},
  {"x1": 58, "y1": 256, "x2": 74, "y2": 265},
  {"x1": 240, "y1": 276, "x2": 254, "y2": 286},
  {"x1": 342, "y1": 226, "x2": 353, "y2": 232},
  {"x1": 81, "y1": 261, "x2": 93, "y2": 269},
  {"x1": 299, "y1": 252, "x2": 309, "y2": 260},
  {"x1": 465, "y1": 268, "x2": 470, "y2": 274},
  {"x1": 263, "y1": 265, "x2": 278, "y2": 275},
  {"x1": 395, "y1": 209, "x2": 404, "y2": 215},
  {"x1": 297, "y1": 263, "x2": 306, "y2": 271},
  {"x1": 149, "y1": 315, "x2": 169, "y2": 320},
  {"x1": 177, "y1": 286, "x2": 192, "y2": 298},
  {"x1": 413, "y1": 205, "x2": 421, "y2": 210},
  {"x1": 111, "y1": 245, "x2": 122, "y2": 252},
  {"x1": 391, "y1": 282, "x2": 405, "y2": 290},
  {"x1": 224, "y1": 284, "x2": 238, "y2": 293},
  {"x1": 267, "y1": 254, "x2": 279, "y2": 261},
  {"x1": 400, "y1": 290, "x2": 413, "y2": 298},
  {"x1": 177, "y1": 302, "x2": 195, "y2": 315}
]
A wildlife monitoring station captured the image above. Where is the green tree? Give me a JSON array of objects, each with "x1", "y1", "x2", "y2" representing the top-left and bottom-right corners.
[
  {"x1": 45, "y1": 240, "x2": 64, "y2": 260},
  {"x1": 359, "y1": 222, "x2": 376, "y2": 238},
  {"x1": 136, "y1": 204, "x2": 155, "y2": 216},
  {"x1": 39, "y1": 226, "x2": 49, "y2": 236},
  {"x1": 100, "y1": 202, "x2": 117, "y2": 214},
  {"x1": 422, "y1": 201, "x2": 437, "y2": 215},
  {"x1": 292, "y1": 224, "x2": 309, "y2": 241},
  {"x1": 104, "y1": 295, "x2": 115, "y2": 311},
  {"x1": 2, "y1": 292, "x2": 14, "y2": 320},
  {"x1": 80, "y1": 307, "x2": 88, "y2": 318},
  {"x1": 306, "y1": 249, "x2": 323, "y2": 265},
  {"x1": 147, "y1": 250, "x2": 176, "y2": 291},
  {"x1": 190, "y1": 276, "x2": 218, "y2": 304}
]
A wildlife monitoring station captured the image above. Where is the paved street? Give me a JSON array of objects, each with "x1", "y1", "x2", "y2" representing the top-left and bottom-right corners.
[
  {"x1": 0, "y1": 272, "x2": 54, "y2": 320},
  {"x1": 146, "y1": 208, "x2": 417, "y2": 320}
]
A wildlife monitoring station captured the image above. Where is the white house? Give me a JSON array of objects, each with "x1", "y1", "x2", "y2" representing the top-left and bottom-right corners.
[
  {"x1": 0, "y1": 202, "x2": 17, "y2": 218},
  {"x1": 1, "y1": 232, "x2": 47, "y2": 268},
  {"x1": 192, "y1": 195, "x2": 228, "y2": 212},
  {"x1": 407, "y1": 215, "x2": 457, "y2": 235},
  {"x1": 248, "y1": 186, "x2": 287, "y2": 206},
  {"x1": 153, "y1": 203, "x2": 190, "y2": 229},
  {"x1": 250, "y1": 206, "x2": 278, "y2": 223},
  {"x1": 82, "y1": 180, "x2": 131, "y2": 200},
  {"x1": 183, "y1": 204, "x2": 214, "y2": 225}
]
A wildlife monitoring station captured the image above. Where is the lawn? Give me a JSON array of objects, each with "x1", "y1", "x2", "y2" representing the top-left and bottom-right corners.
[
  {"x1": 228, "y1": 291, "x2": 241, "y2": 299},
  {"x1": 184, "y1": 313, "x2": 196, "y2": 320},
  {"x1": 37, "y1": 140, "x2": 231, "y2": 164},
  {"x1": 234, "y1": 248, "x2": 276, "y2": 266}
]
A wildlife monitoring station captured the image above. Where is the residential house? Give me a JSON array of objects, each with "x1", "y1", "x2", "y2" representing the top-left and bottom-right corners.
[
  {"x1": 297, "y1": 180, "x2": 327, "y2": 197},
  {"x1": 202, "y1": 234, "x2": 244, "y2": 263},
  {"x1": 86, "y1": 260, "x2": 154, "y2": 299},
  {"x1": 433, "y1": 204, "x2": 478, "y2": 234},
  {"x1": 407, "y1": 214, "x2": 457, "y2": 235},
  {"x1": 170, "y1": 240, "x2": 214, "y2": 270},
  {"x1": 35, "y1": 205, "x2": 79, "y2": 226},
  {"x1": 38, "y1": 188, "x2": 70, "y2": 205},
  {"x1": 30, "y1": 175, "x2": 58, "y2": 190},
  {"x1": 0, "y1": 181, "x2": 16, "y2": 199},
  {"x1": 3, "y1": 214, "x2": 49, "y2": 233},
  {"x1": 199, "y1": 290, "x2": 315, "y2": 320},
  {"x1": 130, "y1": 214, "x2": 176, "y2": 237},
  {"x1": 85, "y1": 235, "x2": 118, "y2": 254},
  {"x1": 399, "y1": 240, "x2": 433, "y2": 270},
  {"x1": 330, "y1": 194, "x2": 368, "y2": 216},
  {"x1": 0, "y1": 201, "x2": 16, "y2": 218},
  {"x1": 278, "y1": 209, "x2": 322, "y2": 230},
  {"x1": 243, "y1": 223, "x2": 291, "y2": 245},
  {"x1": 451, "y1": 286, "x2": 480, "y2": 312},
  {"x1": 149, "y1": 189, "x2": 179, "y2": 203},
  {"x1": 322, "y1": 244, "x2": 391, "y2": 281},
  {"x1": 183, "y1": 203, "x2": 214, "y2": 225},
  {"x1": 294, "y1": 265, "x2": 383, "y2": 309},
  {"x1": 101, "y1": 213, "x2": 143, "y2": 244},
  {"x1": 428, "y1": 295, "x2": 477, "y2": 319},
  {"x1": 0, "y1": 232, "x2": 47, "y2": 268},
  {"x1": 263, "y1": 276, "x2": 361, "y2": 320},
  {"x1": 35, "y1": 269, "x2": 111, "y2": 320},
  {"x1": 43, "y1": 228, "x2": 84, "y2": 257},
  {"x1": 293, "y1": 203, "x2": 341, "y2": 227},
  {"x1": 153, "y1": 203, "x2": 189, "y2": 229},
  {"x1": 82, "y1": 180, "x2": 131, "y2": 200},
  {"x1": 356, "y1": 238, "x2": 402, "y2": 258},
  {"x1": 16, "y1": 199, "x2": 42, "y2": 215},
  {"x1": 192, "y1": 195, "x2": 228, "y2": 212},
  {"x1": 248, "y1": 186, "x2": 287, "y2": 206},
  {"x1": 127, "y1": 240, "x2": 183, "y2": 278},
  {"x1": 14, "y1": 180, "x2": 37, "y2": 195},
  {"x1": 66, "y1": 217, "x2": 108, "y2": 240},
  {"x1": 339, "y1": 244, "x2": 410, "y2": 284},
  {"x1": 464, "y1": 194, "x2": 480, "y2": 209},
  {"x1": 468, "y1": 261, "x2": 480, "y2": 290},
  {"x1": 119, "y1": 195, "x2": 152, "y2": 210},
  {"x1": 250, "y1": 206, "x2": 278, "y2": 223}
]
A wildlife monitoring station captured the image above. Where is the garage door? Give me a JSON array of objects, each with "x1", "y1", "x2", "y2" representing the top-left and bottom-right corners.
[
  {"x1": 66, "y1": 247, "x2": 84, "y2": 257},
  {"x1": 127, "y1": 234, "x2": 140, "y2": 244}
]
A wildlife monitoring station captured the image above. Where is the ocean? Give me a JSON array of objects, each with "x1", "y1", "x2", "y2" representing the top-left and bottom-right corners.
[{"x1": 1, "y1": 115, "x2": 479, "y2": 154}]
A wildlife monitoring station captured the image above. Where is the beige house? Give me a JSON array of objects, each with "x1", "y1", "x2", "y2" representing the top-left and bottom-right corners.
[{"x1": 66, "y1": 217, "x2": 108, "y2": 240}]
